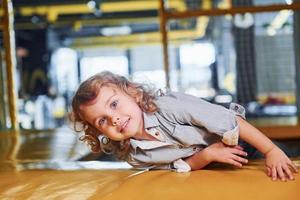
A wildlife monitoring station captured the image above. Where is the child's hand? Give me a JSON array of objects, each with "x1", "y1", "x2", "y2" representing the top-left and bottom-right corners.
[
  {"x1": 206, "y1": 142, "x2": 248, "y2": 167},
  {"x1": 265, "y1": 146, "x2": 298, "y2": 181}
]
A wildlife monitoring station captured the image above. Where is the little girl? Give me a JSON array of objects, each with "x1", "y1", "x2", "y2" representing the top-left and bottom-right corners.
[{"x1": 70, "y1": 71, "x2": 298, "y2": 181}]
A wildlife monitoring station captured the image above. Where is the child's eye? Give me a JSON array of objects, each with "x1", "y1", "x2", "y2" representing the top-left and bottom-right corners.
[
  {"x1": 98, "y1": 118, "x2": 106, "y2": 126},
  {"x1": 110, "y1": 100, "x2": 118, "y2": 109}
]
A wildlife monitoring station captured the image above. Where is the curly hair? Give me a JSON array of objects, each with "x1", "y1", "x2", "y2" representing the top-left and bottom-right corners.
[{"x1": 69, "y1": 71, "x2": 159, "y2": 160}]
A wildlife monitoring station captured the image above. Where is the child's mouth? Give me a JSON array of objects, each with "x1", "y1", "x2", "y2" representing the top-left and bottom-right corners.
[{"x1": 120, "y1": 118, "x2": 130, "y2": 133}]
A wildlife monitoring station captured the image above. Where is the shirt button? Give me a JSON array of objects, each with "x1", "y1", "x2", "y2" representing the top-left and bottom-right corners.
[
  {"x1": 155, "y1": 132, "x2": 159, "y2": 136},
  {"x1": 193, "y1": 147, "x2": 197, "y2": 151}
]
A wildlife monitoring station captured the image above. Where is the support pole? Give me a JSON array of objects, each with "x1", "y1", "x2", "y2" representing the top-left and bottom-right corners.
[
  {"x1": 2, "y1": 0, "x2": 19, "y2": 131},
  {"x1": 159, "y1": 0, "x2": 170, "y2": 89}
]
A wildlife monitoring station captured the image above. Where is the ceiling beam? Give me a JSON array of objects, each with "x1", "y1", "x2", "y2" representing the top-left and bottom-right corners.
[
  {"x1": 71, "y1": 29, "x2": 203, "y2": 49},
  {"x1": 166, "y1": 2, "x2": 300, "y2": 19},
  {"x1": 0, "y1": 1, "x2": 186, "y2": 22}
]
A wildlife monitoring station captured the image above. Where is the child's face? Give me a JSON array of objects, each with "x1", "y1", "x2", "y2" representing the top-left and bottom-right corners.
[{"x1": 80, "y1": 85, "x2": 144, "y2": 141}]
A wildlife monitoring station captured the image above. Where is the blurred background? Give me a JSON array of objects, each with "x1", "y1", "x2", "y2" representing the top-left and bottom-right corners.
[{"x1": 1, "y1": 0, "x2": 300, "y2": 169}]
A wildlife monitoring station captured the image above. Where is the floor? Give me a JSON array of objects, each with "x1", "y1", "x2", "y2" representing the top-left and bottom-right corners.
[
  {"x1": 0, "y1": 123, "x2": 300, "y2": 200},
  {"x1": 1, "y1": 161, "x2": 300, "y2": 200}
]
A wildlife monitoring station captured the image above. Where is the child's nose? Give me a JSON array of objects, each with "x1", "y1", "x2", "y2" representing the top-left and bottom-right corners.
[{"x1": 112, "y1": 116, "x2": 120, "y2": 126}]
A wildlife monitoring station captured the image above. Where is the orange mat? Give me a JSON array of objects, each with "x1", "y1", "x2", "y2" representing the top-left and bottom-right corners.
[{"x1": 0, "y1": 160, "x2": 299, "y2": 200}]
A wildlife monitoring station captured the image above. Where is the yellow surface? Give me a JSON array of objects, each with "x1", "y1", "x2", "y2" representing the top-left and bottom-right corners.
[
  {"x1": 0, "y1": 128, "x2": 300, "y2": 200},
  {"x1": 0, "y1": 160, "x2": 300, "y2": 200}
]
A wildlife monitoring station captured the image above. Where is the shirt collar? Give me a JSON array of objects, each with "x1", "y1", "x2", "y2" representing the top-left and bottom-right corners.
[
  {"x1": 143, "y1": 112, "x2": 160, "y2": 129},
  {"x1": 129, "y1": 112, "x2": 168, "y2": 152},
  {"x1": 130, "y1": 139, "x2": 172, "y2": 151}
]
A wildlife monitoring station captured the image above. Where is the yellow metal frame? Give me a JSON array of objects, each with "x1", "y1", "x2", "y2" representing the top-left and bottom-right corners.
[
  {"x1": 167, "y1": 2, "x2": 300, "y2": 19},
  {"x1": 0, "y1": 1, "x2": 186, "y2": 22},
  {"x1": 2, "y1": 0, "x2": 20, "y2": 169},
  {"x1": 2, "y1": 0, "x2": 300, "y2": 130},
  {"x1": 159, "y1": 0, "x2": 170, "y2": 88},
  {"x1": 2, "y1": 0, "x2": 19, "y2": 131},
  {"x1": 159, "y1": 0, "x2": 300, "y2": 88}
]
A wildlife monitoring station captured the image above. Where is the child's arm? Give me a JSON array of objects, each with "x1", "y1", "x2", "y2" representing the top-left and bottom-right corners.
[
  {"x1": 184, "y1": 142, "x2": 248, "y2": 170},
  {"x1": 236, "y1": 116, "x2": 298, "y2": 181}
]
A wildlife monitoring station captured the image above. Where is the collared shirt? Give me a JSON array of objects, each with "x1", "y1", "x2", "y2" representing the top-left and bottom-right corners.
[{"x1": 126, "y1": 91, "x2": 246, "y2": 172}]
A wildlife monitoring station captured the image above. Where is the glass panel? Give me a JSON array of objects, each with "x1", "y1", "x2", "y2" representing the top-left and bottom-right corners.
[
  {"x1": 176, "y1": 43, "x2": 215, "y2": 97},
  {"x1": 166, "y1": 11, "x2": 297, "y2": 118},
  {"x1": 255, "y1": 11, "x2": 295, "y2": 102},
  {"x1": 131, "y1": 45, "x2": 165, "y2": 89}
]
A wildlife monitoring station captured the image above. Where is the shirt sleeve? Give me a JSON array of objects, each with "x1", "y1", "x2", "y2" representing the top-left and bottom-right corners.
[
  {"x1": 155, "y1": 92, "x2": 246, "y2": 146},
  {"x1": 126, "y1": 155, "x2": 154, "y2": 169},
  {"x1": 126, "y1": 155, "x2": 173, "y2": 171},
  {"x1": 171, "y1": 159, "x2": 192, "y2": 172},
  {"x1": 127, "y1": 157, "x2": 191, "y2": 172}
]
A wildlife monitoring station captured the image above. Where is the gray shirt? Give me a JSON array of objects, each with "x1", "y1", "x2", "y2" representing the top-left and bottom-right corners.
[{"x1": 127, "y1": 92, "x2": 245, "y2": 172}]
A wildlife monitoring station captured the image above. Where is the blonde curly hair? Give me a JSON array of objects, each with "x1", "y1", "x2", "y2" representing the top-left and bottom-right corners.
[{"x1": 69, "y1": 71, "x2": 158, "y2": 160}]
